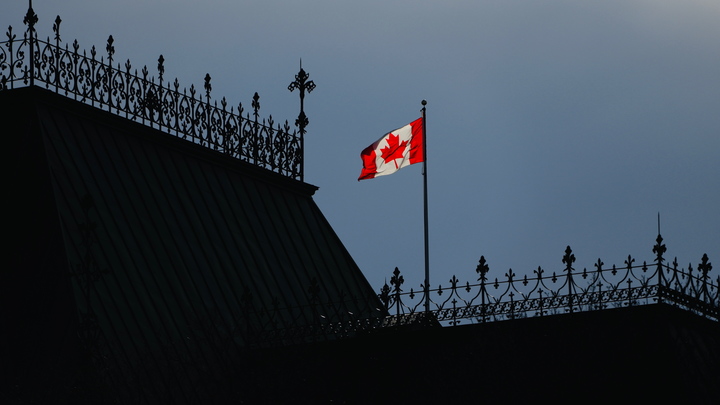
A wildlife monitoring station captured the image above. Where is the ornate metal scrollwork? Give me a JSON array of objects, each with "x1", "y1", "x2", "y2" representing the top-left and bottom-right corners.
[
  {"x1": 378, "y1": 235, "x2": 718, "y2": 327},
  {"x1": 1, "y1": 8, "x2": 305, "y2": 180},
  {"x1": 288, "y1": 62, "x2": 315, "y2": 182}
]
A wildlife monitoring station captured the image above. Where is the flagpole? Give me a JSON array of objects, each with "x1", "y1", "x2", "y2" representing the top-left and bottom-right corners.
[{"x1": 421, "y1": 100, "x2": 430, "y2": 316}]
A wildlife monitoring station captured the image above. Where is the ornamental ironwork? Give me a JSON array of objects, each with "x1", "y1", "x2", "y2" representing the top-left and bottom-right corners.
[
  {"x1": 225, "y1": 234, "x2": 718, "y2": 347},
  {"x1": 377, "y1": 234, "x2": 718, "y2": 327},
  {"x1": 1, "y1": 6, "x2": 310, "y2": 180}
]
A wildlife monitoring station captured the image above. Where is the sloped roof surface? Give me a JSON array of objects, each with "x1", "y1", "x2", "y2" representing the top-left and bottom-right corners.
[{"x1": 3, "y1": 87, "x2": 382, "y2": 402}]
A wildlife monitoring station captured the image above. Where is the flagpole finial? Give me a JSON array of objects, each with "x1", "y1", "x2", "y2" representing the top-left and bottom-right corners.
[{"x1": 421, "y1": 99, "x2": 427, "y2": 106}]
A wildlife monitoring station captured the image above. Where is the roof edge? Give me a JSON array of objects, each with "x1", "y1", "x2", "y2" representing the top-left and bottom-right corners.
[{"x1": 5, "y1": 86, "x2": 319, "y2": 197}]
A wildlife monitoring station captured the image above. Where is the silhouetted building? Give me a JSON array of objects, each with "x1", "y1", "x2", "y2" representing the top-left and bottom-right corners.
[{"x1": 2, "y1": 7, "x2": 718, "y2": 404}]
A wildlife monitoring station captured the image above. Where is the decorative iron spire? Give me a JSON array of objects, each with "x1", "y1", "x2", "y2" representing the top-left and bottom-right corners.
[
  {"x1": 288, "y1": 61, "x2": 315, "y2": 181},
  {"x1": 24, "y1": 1, "x2": 38, "y2": 28},
  {"x1": 288, "y1": 60, "x2": 315, "y2": 136},
  {"x1": 24, "y1": 0, "x2": 38, "y2": 86}
]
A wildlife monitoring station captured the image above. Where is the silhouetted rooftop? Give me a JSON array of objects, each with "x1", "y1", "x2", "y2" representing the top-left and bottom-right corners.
[{"x1": 3, "y1": 86, "x2": 383, "y2": 403}]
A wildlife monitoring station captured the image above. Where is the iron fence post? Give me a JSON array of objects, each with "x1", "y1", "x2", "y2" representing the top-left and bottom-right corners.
[{"x1": 23, "y1": 3, "x2": 37, "y2": 87}]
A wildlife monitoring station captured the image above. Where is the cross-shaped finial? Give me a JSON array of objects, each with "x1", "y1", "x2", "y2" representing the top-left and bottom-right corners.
[{"x1": 288, "y1": 60, "x2": 315, "y2": 136}]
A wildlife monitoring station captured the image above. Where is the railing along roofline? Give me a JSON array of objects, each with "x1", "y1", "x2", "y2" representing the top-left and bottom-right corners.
[
  {"x1": 0, "y1": 5, "x2": 314, "y2": 181},
  {"x1": 215, "y1": 233, "x2": 718, "y2": 347},
  {"x1": 377, "y1": 233, "x2": 718, "y2": 327}
]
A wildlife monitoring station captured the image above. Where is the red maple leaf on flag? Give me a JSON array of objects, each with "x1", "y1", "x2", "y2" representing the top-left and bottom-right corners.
[{"x1": 379, "y1": 133, "x2": 409, "y2": 169}]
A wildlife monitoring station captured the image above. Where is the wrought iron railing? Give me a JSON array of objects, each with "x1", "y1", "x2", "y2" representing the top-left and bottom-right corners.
[
  {"x1": 237, "y1": 234, "x2": 717, "y2": 346},
  {"x1": 378, "y1": 234, "x2": 718, "y2": 326},
  {"x1": 1, "y1": 6, "x2": 313, "y2": 181}
]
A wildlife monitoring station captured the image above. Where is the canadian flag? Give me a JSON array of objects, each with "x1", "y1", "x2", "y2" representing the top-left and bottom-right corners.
[{"x1": 358, "y1": 117, "x2": 424, "y2": 180}]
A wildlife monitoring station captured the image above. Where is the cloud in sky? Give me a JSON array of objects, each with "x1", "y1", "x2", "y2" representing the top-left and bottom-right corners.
[{"x1": 5, "y1": 1, "x2": 719, "y2": 291}]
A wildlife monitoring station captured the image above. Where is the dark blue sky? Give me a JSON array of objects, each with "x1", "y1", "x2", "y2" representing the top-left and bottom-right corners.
[{"x1": 6, "y1": 1, "x2": 719, "y2": 291}]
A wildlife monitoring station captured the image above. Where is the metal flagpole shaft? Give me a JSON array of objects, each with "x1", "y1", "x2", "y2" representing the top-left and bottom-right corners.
[{"x1": 421, "y1": 100, "x2": 430, "y2": 316}]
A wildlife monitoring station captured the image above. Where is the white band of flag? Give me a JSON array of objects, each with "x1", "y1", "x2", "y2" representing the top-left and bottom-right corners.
[{"x1": 358, "y1": 117, "x2": 424, "y2": 181}]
